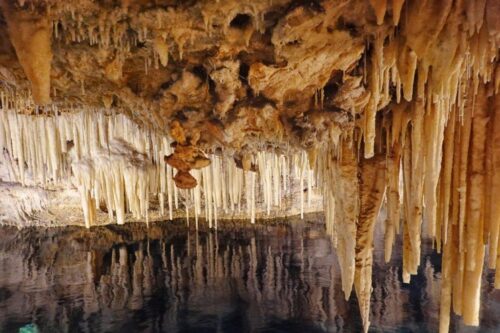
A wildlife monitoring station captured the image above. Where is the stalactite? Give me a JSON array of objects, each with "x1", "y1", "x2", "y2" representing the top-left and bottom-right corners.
[
  {"x1": 384, "y1": 103, "x2": 408, "y2": 262},
  {"x1": 363, "y1": 33, "x2": 383, "y2": 158},
  {"x1": 461, "y1": 84, "x2": 488, "y2": 326},
  {"x1": 332, "y1": 140, "x2": 359, "y2": 299},
  {"x1": 397, "y1": 45, "x2": 418, "y2": 102},
  {"x1": 401, "y1": 100, "x2": 425, "y2": 282},
  {"x1": 423, "y1": 102, "x2": 447, "y2": 240},
  {"x1": 384, "y1": 142, "x2": 401, "y2": 262},
  {"x1": 354, "y1": 155, "x2": 386, "y2": 333},
  {"x1": 368, "y1": 0, "x2": 387, "y2": 25},
  {"x1": 0, "y1": 1, "x2": 52, "y2": 105},
  {"x1": 488, "y1": 92, "x2": 500, "y2": 272},
  {"x1": 392, "y1": 0, "x2": 405, "y2": 26},
  {"x1": 322, "y1": 146, "x2": 337, "y2": 248},
  {"x1": 439, "y1": 209, "x2": 455, "y2": 333},
  {"x1": 437, "y1": 107, "x2": 456, "y2": 250}
]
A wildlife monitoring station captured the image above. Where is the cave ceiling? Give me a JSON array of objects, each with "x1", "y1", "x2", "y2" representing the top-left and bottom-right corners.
[{"x1": 1, "y1": 0, "x2": 495, "y2": 155}]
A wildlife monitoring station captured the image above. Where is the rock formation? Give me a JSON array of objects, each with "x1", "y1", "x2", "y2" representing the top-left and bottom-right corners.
[{"x1": 0, "y1": 0, "x2": 499, "y2": 332}]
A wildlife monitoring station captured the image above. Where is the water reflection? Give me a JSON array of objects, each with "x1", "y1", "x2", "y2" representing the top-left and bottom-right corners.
[{"x1": 0, "y1": 218, "x2": 498, "y2": 332}]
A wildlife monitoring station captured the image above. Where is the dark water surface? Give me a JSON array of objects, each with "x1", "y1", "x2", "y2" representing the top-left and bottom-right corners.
[{"x1": 0, "y1": 217, "x2": 499, "y2": 333}]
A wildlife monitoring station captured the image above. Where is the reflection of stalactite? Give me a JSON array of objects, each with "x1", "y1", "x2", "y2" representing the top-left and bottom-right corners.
[
  {"x1": 0, "y1": 224, "x2": 499, "y2": 332},
  {"x1": 371, "y1": 266, "x2": 406, "y2": 327}
]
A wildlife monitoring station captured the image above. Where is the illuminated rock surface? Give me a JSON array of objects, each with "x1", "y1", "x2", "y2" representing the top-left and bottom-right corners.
[{"x1": 0, "y1": 0, "x2": 499, "y2": 331}]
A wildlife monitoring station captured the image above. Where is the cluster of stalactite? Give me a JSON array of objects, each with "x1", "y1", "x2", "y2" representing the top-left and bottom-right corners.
[
  {"x1": 2, "y1": 91, "x2": 500, "y2": 333},
  {"x1": 314, "y1": 83, "x2": 500, "y2": 333},
  {"x1": 2, "y1": 90, "x2": 500, "y2": 332},
  {"x1": 304, "y1": 1, "x2": 500, "y2": 330},
  {"x1": 0, "y1": 105, "x2": 316, "y2": 228}
]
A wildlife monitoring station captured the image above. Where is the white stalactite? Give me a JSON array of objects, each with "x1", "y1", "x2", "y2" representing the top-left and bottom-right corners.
[{"x1": 0, "y1": 107, "x2": 317, "y2": 229}]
